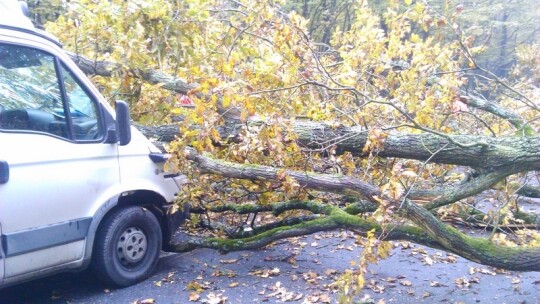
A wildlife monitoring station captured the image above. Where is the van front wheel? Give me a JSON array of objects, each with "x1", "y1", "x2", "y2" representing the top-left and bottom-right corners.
[{"x1": 91, "y1": 206, "x2": 162, "y2": 287}]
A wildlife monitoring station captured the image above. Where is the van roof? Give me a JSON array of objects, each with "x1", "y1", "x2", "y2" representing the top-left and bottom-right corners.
[
  {"x1": 0, "y1": 0, "x2": 61, "y2": 47},
  {"x1": 0, "y1": 0, "x2": 35, "y2": 30}
]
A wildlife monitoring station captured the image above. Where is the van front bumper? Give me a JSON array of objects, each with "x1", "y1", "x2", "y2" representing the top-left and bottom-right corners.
[{"x1": 161, "y1": 173, "x2": 189, "y2": 251}]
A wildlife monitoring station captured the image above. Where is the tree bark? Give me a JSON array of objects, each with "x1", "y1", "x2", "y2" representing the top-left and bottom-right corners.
[
  {"x1": 67, "y1": 52, "x2": 198, "y2": 94},
  {"x1": 182, "y1": 150, "x2": 540, "y2": 271},
  {"x1": 138, "y1": 120, "x2": 540, "y2": 172},
  {"x1": 292, "y1": 120, "x2": 540, "y2": 171}
]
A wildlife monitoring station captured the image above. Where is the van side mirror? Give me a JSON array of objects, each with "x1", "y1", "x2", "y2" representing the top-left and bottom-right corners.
[
  {"x1": 115, "y1": 100, "x2": 131, "y2": 146},
  {"x1": 19, "y1": 1, "x2": 30, "y2": 17}
]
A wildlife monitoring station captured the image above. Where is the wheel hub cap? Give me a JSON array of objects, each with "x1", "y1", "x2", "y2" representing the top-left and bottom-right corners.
[{"x1": 117, "y1": 227, "x2": 147, "y2": 265}]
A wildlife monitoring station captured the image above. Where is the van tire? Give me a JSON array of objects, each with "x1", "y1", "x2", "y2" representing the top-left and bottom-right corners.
[{"x1": 91, "y1": 206, "x2": 162, "y2": 287}]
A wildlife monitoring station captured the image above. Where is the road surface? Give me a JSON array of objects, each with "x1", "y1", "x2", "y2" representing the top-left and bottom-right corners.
[{"x1": 0, "y1": 231, "x2": 538, "y2": 303}]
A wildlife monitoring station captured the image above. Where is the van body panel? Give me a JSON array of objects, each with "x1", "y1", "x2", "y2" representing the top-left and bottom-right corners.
[
  {"x1": 0, "y1": 131, "x2": 119, "y2": 279},
  {"x1": 0, "y1": 0, "x2": 186, "y2": 287}
]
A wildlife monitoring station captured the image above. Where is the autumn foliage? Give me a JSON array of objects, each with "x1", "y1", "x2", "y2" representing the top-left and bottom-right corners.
[{"x1": 42, "y1": 0, "x2": 539, "y2": 299}]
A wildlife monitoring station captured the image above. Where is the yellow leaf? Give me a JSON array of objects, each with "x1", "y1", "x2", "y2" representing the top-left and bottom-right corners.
[
  {"x1": 357, "y1": 275, "x2": 365, "y2": 288},
  {"x1": 222, "y1": 95, "x2": 231, "y2": 108},
  {"x1": 189, "y1": 292, "x2": 200, "y2": 302},
  {"x1": 377, "y1": 241, "x2": 393, "y2": 259},
  {"x1": 401, "y1": 170, "x2": 417, "y2": 178},
  {"x1": 400, "y1": 279, "x2": 413, "y2": 286},
  {"x1": 222, "y1": 61, "x2": 234, "y2": 76}
]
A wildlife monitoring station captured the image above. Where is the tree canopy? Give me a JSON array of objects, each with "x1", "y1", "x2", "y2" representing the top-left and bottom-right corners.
[{"x1": 31, "y1": 0, "x2": 540, "y2": 299}]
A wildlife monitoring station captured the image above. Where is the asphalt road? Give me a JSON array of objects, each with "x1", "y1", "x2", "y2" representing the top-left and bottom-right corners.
[{"x1": 0, "y1": 231, "x2": 538, "y2": 304}]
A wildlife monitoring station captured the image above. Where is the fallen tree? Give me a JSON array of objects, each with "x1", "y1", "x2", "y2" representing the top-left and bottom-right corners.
[
  {"x1": 67, "y1": 45, "x2": 540, "y2": 272},
  {"x1": 47, "y1": 0, "x2": 540, "y2": 273},
  {"x1": 66, "y1": 52, "x2": 540, "y2": 272},
  {"x1": 168, "y1": 150, "x2": 540, "y2": 271}
]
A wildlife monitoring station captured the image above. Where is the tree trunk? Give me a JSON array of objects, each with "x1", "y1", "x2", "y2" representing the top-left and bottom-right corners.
[
  {"x1": 137, "y1": 120, "x2": 540, "y2": 171},
  {"x1": 181, "y1": 150, "x2": 540, "y2": 271}
]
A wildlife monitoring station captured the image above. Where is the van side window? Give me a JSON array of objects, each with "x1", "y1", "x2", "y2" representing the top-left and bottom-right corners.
[
  {"x1": 60, "y1": 64, "x2": 102, "y2": 140},
  {"x1": 0, "y1": 43, "x2": 101, "y2": 141},
  {"x1": 0, "y1": 44, "x2": 67, "y2": 135}
]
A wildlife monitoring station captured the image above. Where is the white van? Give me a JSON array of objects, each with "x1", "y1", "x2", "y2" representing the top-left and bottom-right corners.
[{"x1": 0, "y1": 0, "x2": 187, "y2": 287}]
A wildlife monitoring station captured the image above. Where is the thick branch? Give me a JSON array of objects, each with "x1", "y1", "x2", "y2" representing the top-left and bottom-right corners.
[
  {"x1": 244, "y1": 215, "x2": 322, "y2": 237},
  {"x1": 401, "y1": 199, "x2": 540, "y2": 271},
  {"x1": 134, "y1": 123, "x2": 184, "y2": 143},
  {"x1": 190, "y1": 200, "x2": 332, "y2": 217},
  {"x1": 292, "y1": 121, "x2": 540, "y2": 171},
  {"x1": 410, "y1": 170, "x2": 511, "y2": 210},
  {"x1": 171, "y1": 216, "x2": 338, "y2": 252},
  {"x1": 464, "y1": 94, "x2": 536, "y2": 135},
  {"x1": 184, "y1": 151, "x2": 540, "y2": 271},
  {"x1": 70, "y1": 53, "x2": 540, "y2": 171},
  {"x1": 67, "y1": 52, "x2": 197, "y2": 94},
  {"x1": 186, "y1": 149, "x2": 382, "y2": 200},
  {"x1": 138, "y1": 120, "x2": 540, "y2": 171},
  {"x1": 170, "y1": 202, "x2": 440, "y2": 253},
  {"x1": 517, "y1": 184, "x2": 540, "y2": 199}
]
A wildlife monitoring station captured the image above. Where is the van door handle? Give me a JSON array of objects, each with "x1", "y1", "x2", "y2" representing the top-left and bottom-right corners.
[{"x1": 0, "y1": 160, "x2": 9, "y2": 184}]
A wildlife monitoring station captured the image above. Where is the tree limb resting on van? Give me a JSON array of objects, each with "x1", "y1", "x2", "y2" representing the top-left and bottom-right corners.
[{"x1": 68, "y1": 52, "x2": 540, "y2": 272}]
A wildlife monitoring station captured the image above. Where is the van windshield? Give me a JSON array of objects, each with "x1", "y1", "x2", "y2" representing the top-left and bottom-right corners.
[{"x1": 0, "y1": 44, "x2": 62, "y2": 115}]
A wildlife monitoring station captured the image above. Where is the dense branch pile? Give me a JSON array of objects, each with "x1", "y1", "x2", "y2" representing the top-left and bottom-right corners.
[
  {"x1": 50, "y1": 0, "x2": 540, "y2": 273},
  {"x1": 69, "y1": 52, "x2": 540, "y2": 271},
  {"x1": 175, "y1": 150, "x2": 540, "y2": 271},
  {"x1": 64, "y1": 49, "x2": 540, "y2": 271}
]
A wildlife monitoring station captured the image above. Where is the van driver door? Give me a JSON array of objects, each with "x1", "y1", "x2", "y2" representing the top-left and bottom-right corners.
[{"x1": 0, "y1": 42, "x2": 119, "y2": 281}]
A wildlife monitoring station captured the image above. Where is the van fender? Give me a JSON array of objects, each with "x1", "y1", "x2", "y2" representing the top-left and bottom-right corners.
[
  {"x1": 81, "y1": 180, "x2": 185, "y2": 268},
  {"x1": 80, "y1": 194, "x2": 121, "y2": 269}
]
